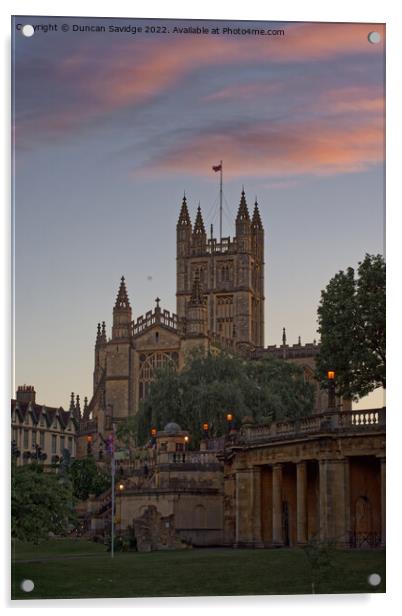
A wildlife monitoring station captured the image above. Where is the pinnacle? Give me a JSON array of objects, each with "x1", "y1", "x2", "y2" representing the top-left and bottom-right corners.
[
  {"x1": 251, "y1": 199, "x2": 263, "y2": 229},
  {"x1": 193, "y1": 204, "x2": 206, "y2": 235},
  {"x1": 236, "y1": 188, "x2": 250, "y2": 222},
  {"x1": 177, "y1": 193, "x2": 191, "y2": 227},
  {"x1": 115, "y1": 276, "x2": 130, "y2": 309}
]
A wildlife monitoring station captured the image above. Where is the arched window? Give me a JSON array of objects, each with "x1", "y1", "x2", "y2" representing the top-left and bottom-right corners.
[{"x1": 138, "y1": 351, "x2": 179, "y2": 401}]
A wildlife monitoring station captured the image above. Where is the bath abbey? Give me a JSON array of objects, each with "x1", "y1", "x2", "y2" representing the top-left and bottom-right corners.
[
  {"x1": 80, "y1": 188, "x2": 329, "y2": 443},
  {"x1": 12, "y1": 188, "x2": 385, "y2": 551}
]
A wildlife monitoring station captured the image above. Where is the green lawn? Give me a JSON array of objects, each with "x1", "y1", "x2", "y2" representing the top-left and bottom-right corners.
[{"x1": 11, "y1": 539, "x2": 385, "y2": 600}]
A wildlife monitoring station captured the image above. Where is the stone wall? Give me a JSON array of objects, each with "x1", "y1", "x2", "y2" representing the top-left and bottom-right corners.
[{"x1": 133, "y1": 505, "x2": 188, "y2": 552}]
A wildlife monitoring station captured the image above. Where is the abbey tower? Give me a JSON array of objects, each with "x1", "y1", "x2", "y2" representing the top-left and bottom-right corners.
[{"x1": 176, "y1": 189, "x2": 265, "y2": 348}]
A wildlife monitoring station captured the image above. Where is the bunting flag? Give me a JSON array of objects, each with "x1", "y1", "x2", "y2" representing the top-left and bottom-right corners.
[{"x1": 212, "y1": 164, "x2": 222, "y2": 172}]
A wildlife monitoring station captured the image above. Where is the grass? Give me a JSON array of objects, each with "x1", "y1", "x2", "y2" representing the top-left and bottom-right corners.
[{"x1": 11, "y1": 539, "x2": 385, "y2": 600}]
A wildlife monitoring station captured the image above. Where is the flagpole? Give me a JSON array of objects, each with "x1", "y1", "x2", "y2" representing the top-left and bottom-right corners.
[{"x1": 219, "y1": 160, "x2": 223, "y2": 244}]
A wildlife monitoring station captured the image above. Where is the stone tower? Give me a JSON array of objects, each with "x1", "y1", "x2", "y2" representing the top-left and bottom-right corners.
[
  {"x1": 105, "y1": 276, "x2": 132, "y2": 419},
  {"x1": 176, "y1": 189, "x2": 265, "y2": 349}
]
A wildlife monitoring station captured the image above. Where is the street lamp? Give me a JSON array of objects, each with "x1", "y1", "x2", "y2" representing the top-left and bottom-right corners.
[
  {"x1": 202, "y1": 422, "x2": 209, "y2": 437},
  {"x1": 327, "y1": 370, "x2": 336, "y2": 409},
  {"x1": 226, "y1": 413, "x2": 234, "y2": 432}
]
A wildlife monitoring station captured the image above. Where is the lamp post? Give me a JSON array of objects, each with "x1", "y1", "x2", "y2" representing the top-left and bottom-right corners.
[
  {"x1": 183, "y1": 435, "x2": 189, "y2": 462},
  {"x1": 226, "y1": 413, "x2": 234, "y2": 433},
  {"x1": 202, "y1": 422, "x2": 209, "y2": 438},
  {"x1": 327, "y1": 371, "x2": 336, "y2": 409},
  {"x1": 110, "y1": 422, "x2": 116, "y2": 558},
  {"x1": 118, "y1": 481, "x2": 124, "y2": 536}
]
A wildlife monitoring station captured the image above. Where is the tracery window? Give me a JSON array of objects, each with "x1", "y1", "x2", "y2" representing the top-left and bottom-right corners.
[
  {"x1": 138, "y1": 351, "x2": 179, "y2": 401},
  {"x1": 216, "y1": 295, "x2": 234, "y2": 338}
]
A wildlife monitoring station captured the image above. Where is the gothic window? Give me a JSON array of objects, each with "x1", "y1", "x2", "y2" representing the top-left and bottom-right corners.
[
  {"x1": 216, "y1": 296, "x2": 234, "y2": 339},
  {"x1": 138, "y1": 351, "x2": 179, "y2": 401}
]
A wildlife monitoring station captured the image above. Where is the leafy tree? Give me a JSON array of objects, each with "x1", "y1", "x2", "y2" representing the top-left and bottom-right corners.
[
  {"x1": 123, "y1": 350, "x2": 314, "y2": 447},
  {"x1": 69, "y1": 457, "x2": 110, "y2": 501},
  {"x1": 11, "y1": 463, "x2": 75, "y2": 543},
  {"x1": 316, "y1": 254, "x2": 385, "y2": 400}
]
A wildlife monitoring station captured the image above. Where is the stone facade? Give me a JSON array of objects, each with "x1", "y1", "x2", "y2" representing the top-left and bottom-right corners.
[
  {"x1": 221, "y1": 408, "x2": 385, "y2": 548},
  {"x1": 11, "y1": 386, "x2": 79, "y2": 465},
  {"x1": 85, "y1": 423, "x2": 225, "y2": 547}
]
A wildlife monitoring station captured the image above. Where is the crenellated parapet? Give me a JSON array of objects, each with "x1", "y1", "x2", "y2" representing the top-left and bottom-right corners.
[
  {"x1": 132, "y1": 304, "x2": 179, "y2": 337},
  {"x1": 251, "y1": 340, "x2": 320, "y2": 361}
]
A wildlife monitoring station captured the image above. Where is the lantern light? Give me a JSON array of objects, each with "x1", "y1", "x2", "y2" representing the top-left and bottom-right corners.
[
  {"x1": 202, "y1": 422, "x2": 209, "y2": 432},
  {"x1": 87, "y1": 435, "x2": 93, "y2": 443},
  {"x1": 151, "y1": 427, "x2": 157, "y2": 437},
  {"x1": 327, "y1": 371, "x2": 336, "y2": 380},
  {"x1": 226, "y1": 413, "x2": 233, "y2": 422},
  {"x1": 118, "y1": 482, "x2": 125, "y2": 491},
  {"x1": 184, "y1": 435, "x2": 189, "y2": 443}
]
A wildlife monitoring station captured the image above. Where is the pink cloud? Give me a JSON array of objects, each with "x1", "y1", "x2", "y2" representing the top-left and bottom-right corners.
[
  {"x1": 135, "y1": 116, "x2": 384, "y2": 179},
  {"x1": 203, "y1": 82, "x2": 283, "y2": 102},
  {"x1": 315, "y1": 86, "x2": 384, "y2": 115},
  {"x1": 16, "y1": 22, "x2": 385, "y2": 142}
]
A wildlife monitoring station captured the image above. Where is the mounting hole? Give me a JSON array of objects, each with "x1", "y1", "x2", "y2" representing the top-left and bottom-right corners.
[
  {"x1": 20, "y1": 579, "x2": 35, "y2": 592},
  {"x1": 368, "y1": 31, "x2": 381, "y2": 44},
  {"x1": 22, "y1": 25, "x2": 35, "y2": 37},
  {"x1": 368, "y1": 573, "x2": 381, "y2": 586}
]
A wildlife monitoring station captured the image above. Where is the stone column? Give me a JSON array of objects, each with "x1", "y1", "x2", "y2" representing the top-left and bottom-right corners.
[
  {"x1": 272, "y1": 464, "x2": 283, "y2": 545},
  {"x1": 319, "y1": 459, "x2": 329, "y2": 542},
  {"x1": 380, "y1": 457, "x2": 386, "y2": 547},
  {"x1": 235, "y1": 467, "x2": 263, "y2": 547},
  {"x1": 252, "y1": 466, "x2": 264, "y2": 547},
  {"x1": 296, "y1": 461, "x2": 307, "y2": 544},
  {"x1": 319, "y1": 458, "x2": 349, "y2": 545}
]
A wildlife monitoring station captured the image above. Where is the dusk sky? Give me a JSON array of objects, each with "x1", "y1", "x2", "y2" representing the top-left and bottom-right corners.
[{"x1": 12, "y1": 17, "x2": 385, "y2": 409}]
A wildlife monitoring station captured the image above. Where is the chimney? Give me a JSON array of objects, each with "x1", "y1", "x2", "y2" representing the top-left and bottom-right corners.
[{"x1": 16, "y1": 385, "x2": 36, "y2": 404}]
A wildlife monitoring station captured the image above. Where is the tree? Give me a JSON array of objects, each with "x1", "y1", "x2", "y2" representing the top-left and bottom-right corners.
[
  {"x1": 125, "y1": 350, "x2": 315, "y2": 447},
  {"x1": 316, "y1": 254, "x2": 385, "y2": 400},
  {"x1": 69, "y1": 457, "x2": 111, "y2": 501},
  {"x1": 11, "y1": 463, "x2": 75, "y2": 543}
]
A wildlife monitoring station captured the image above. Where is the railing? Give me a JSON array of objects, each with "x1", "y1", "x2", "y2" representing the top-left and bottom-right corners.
[
  {"x1": 160, "y1": 451, "x2": 220, "y2": 465},
  {"x1": 240, "y1": 408, "x2": 385, "y2": 443}
]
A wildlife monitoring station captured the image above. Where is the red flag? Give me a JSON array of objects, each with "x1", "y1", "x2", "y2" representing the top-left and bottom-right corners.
[{"x1": 212, "y1": 164, "x2": 222, "y2": 172}]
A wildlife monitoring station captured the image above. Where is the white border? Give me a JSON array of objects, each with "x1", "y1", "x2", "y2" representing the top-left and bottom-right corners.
[{"x1": 2, "y1": 1, "x2": 401, "y2": 614}]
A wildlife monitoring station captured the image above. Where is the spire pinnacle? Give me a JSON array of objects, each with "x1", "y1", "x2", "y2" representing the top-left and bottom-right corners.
[
  {"x1": 69, "y1": 392, "x2": 75, "y2": 412},
  {"x1": 236, "y1": 188, "x2": 250, "y2": 222},
  {"x1": 101, "y1": 321, "x2": 107, "y2": 342},
  {"x1": 251, "y1": 199, "x2": 263, "y2": 230},
  {"x1": 115, "y1": 276, "x2": 130, "y2": 309},
  {"x1": 177, "y1": 193, "x2": 191, "y2": 227},
  {"x1": 193, "y1": 204, "x2": 206, "y2": 235},
  {"x1": 282, "y1": 327, "x2": 287, "y2": 346}
]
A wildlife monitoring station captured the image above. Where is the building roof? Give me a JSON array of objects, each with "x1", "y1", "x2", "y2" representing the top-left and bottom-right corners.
[{"x1": 11, "y1": 399, "x2": 78, "y2": 430}]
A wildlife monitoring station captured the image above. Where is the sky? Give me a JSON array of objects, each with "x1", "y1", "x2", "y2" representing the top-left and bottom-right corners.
[{"x1": 12, "y1": 16, "x2": 385, "y2": 409}]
